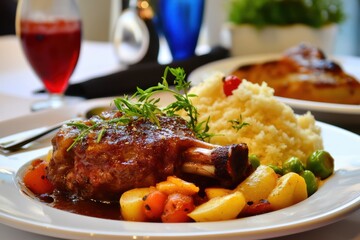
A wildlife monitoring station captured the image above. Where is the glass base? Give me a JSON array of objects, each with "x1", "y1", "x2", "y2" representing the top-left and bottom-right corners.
[{"x1": 31, "y1": 94, "x2": 65, "y2": 112}]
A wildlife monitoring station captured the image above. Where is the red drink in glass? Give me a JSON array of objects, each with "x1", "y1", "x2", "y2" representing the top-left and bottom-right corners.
[{"x1": 20, "y1": 20, "x2": 81, "y2": 94}]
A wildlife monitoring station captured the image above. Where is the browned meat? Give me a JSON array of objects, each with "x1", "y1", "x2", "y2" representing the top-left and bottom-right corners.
[
  {"x1": 232, "y1": 44, "x2": 360, "y2": 104},
  {"x1": 47, "y1": 111, "x2": 250, "y2": 201}
]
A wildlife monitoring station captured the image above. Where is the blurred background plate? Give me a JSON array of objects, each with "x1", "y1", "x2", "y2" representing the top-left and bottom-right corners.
[{"x1": 188, "y1": 54, "x2": 360, "y2": 129}]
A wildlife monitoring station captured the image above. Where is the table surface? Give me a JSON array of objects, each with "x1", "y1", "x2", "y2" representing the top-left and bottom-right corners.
[{"x1": 0, "y1": 35, "x2": 359, "y2": 240}]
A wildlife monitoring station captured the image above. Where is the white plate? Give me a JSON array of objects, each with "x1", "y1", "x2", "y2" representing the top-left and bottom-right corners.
[
  {"x1": 0, "y1": 98, "x2": 359, "y2": 240},
  {"x1": 188, "y1": 54, "x2": 360, "y2": 126}
]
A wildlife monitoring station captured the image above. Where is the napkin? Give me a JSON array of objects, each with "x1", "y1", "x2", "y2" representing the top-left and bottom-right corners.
[{"x1": 63, "y1": 46, "x2": 229, "y2": 99}]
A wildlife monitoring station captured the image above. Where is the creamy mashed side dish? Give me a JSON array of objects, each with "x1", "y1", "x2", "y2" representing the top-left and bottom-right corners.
[{"x1": 188, "y1": 73, "x2": 323, "y2": 166}]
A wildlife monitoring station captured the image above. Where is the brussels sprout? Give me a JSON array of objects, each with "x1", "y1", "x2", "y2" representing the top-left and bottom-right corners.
[
  {"x1": 268, "y1": 164, "x2": 283, "y2": 175},
  {"x1": 306, "y1": 150, "x2": 334, "y2": 179},
  {"x1": 301, "y1": 170, "x2": 318, "y2": 196},
  {"x1": 283, "y1": 157, "x2": 305, "y2": 174},
  {"x1": 249, "y1": 154, "x2": 260, "y2": 169}
]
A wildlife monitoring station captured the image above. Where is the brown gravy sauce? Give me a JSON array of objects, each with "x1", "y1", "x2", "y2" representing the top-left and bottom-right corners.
[{"x1": 37, "y1": 192, "x2": 123, "y2": 220}]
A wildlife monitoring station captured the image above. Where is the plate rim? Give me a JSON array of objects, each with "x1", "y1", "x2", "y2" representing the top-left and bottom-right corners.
[{"x1": 1, "y1": 176, "x2": 359, "y2": 240}]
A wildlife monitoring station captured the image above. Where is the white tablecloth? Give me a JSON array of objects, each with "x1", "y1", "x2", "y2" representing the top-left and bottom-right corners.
[{"x1": 0, "y1": 35, "x2": 359, "y2": 240}]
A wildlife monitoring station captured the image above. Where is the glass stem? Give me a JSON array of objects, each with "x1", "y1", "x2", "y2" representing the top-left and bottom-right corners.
[{"x1": 49, "y1": 93, "x2": 65, "y2": 108}]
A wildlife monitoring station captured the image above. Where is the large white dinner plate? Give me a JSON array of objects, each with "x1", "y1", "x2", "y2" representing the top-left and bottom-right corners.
[
  {"x1": 0, "y1": 98, "x2": 359, "y2": 240},
  {"x1": 188, "y1": 54, "x2": 360, "y2": 126}
]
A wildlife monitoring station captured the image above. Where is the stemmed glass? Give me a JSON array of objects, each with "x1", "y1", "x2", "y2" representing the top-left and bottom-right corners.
[
  {"x1": 157, "y1": 0, "x2": 204, "y2": 60},
  {"x1": 16, "y1": 0, "x2": 82, "y2": 111}
]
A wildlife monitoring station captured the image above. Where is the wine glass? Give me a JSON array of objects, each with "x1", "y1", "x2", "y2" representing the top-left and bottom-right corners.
[
  {"x1": 16, "y1": 0, "x2": 82, "y2": 111},
  {"x1": 157, "y1": 0, "x2": 204, "y2": 60}
]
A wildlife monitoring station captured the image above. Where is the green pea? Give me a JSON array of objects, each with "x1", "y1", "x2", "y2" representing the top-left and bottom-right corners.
[
  {"x1": 268, "y1": 164, "x2": 283, "y2": 175},
  {"x1": 249, "y1": 154, "x2": 260, "y2": 169},
  {"x1": 282, "y1": 156, "x2": 305, "y2": 174},
  {"x1": 301, "y1": 170, "x2": 318, "y2": 196},
  {"x1": 306, "y1": 150, "x2": 334, "y2": 180}
]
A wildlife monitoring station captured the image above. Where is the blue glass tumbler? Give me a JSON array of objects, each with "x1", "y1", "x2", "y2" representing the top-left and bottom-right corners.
[{"x1": 158, "y1": 0, "x2": 205, "y2": 60}]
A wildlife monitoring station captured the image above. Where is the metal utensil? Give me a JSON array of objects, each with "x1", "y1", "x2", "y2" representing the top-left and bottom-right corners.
[{"x1": 0, "y1": 106, "x2": 111, "y2": 152}]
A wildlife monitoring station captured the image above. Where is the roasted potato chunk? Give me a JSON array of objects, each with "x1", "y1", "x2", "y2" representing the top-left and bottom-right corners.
[
  {"x1": 234, "y1": 165, "x2": 278, "y2": 202},
  {"x1": 205, "y1": 187, "x2": 232, "y2": 199},
  {"x1": 188, "y1": 191, "x2": 246, "y2": 222},
  {"x1": 120, "y1": 187, "x2": 153, "y2": 221},
  {"x1": 268, "y1": 172, "x2": 307, "y2": 210}
]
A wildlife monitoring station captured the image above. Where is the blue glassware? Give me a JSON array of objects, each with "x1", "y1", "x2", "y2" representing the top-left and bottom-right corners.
[{"x1": 158, "y1": 0, "x2": 204, "y2": 60}]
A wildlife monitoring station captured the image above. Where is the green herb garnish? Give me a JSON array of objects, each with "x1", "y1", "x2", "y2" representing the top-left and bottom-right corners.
[
  {"x1": 228, "y1": 0, "x2": 345, "y2": 28},
  {"x1": 67, "y1": 67, "x2": 213, "y2": 151},
  {"x1": 129, "y1": 66, "x2": 214, "y2": 140},
  {"x1": 229, "y1": 115, "x2": 249, "y2": 132}
]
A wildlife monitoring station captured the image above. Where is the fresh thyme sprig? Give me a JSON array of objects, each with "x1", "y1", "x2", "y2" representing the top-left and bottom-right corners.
[
  {"x1": 66, "y1": 117, "x2": 132, "y2": 151},
  {"x1": 161, "y1": 67, "x2": 213, "y2": 140},
  {"x1": 113, "y1": 67, "x2": 213, "y2": 141},
  {"x1": 66, "y1": 67, "x2": 213, "y2": 151},
  {"x1": 66, "y1": 121, "x2": 101, "y2": 151},
  {"x1": 229, "y1": 115, "x2": 250, "y2": 132},
  {"x1": 113, "y1": 95, "x2": 163, "y2": 126}
]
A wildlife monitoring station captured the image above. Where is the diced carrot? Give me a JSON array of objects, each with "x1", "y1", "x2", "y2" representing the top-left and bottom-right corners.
[
  {"x1": 143, "y1": 190, "x2": 168, "y2": 222},
  {"x1": 23, "y1": 160, "x2": 54, "y2": 195},
  {"x1": 161, "y1": 193, "x2": 195, "y2": 223},
  {"x1": 156, "y1": 176, "x2": 199, "y2": 196}
]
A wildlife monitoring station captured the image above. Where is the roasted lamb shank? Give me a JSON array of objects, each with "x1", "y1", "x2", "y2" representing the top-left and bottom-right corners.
[{"x1": 47, "y1": 111, "x2": 250, "y2": 201}]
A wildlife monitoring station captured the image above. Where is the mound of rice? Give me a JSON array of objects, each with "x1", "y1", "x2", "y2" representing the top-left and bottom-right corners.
[{"x1": 188, "y1": 73, "x2": 323, "y2": 166}]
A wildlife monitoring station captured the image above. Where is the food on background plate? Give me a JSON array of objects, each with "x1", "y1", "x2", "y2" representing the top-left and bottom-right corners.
[
  {"x1": 231, "y1": 44, "x2": 360, "y2": 104},
  {"x1": 21, "y1": 67, "x2": 334, "y2": 223}
]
